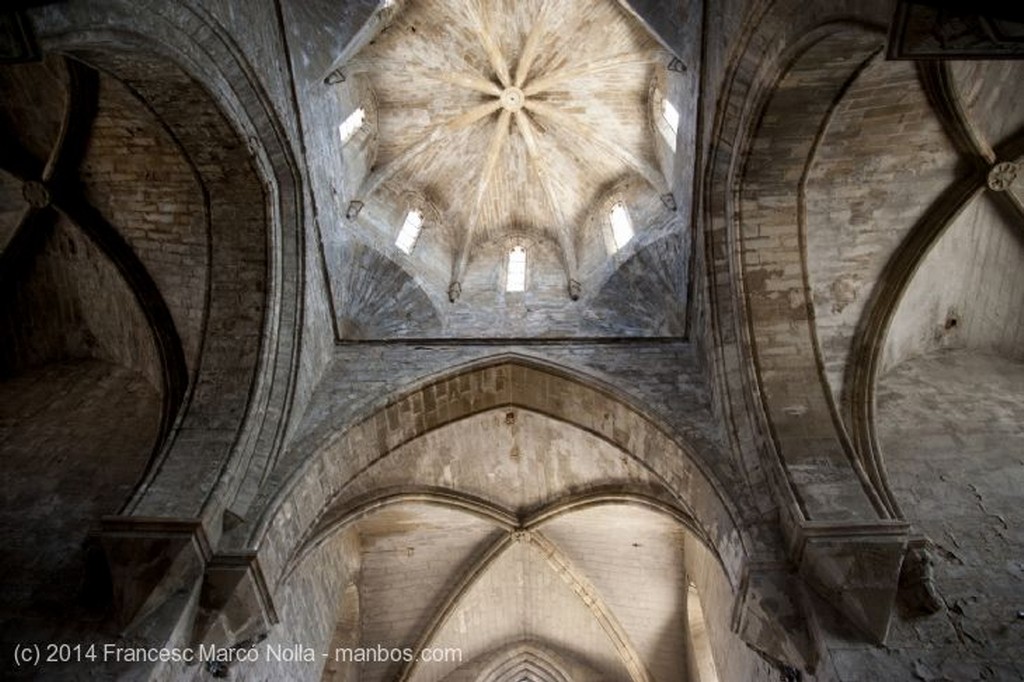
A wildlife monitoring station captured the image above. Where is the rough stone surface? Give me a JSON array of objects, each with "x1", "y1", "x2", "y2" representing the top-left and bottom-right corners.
[
  {"x1": 0, "y1": 360, "x2": 160, "y2": 674},
  {"x1": 79, "y1": 73, "x2": 208, "y2": 373},
  {"x1": 0, "y1": 217, "x2": 162, "y2": 388},
  {"x1": 882, "y1": 195, "x2": 1024, "y2": 370},
  {"x1": 805, "y1": 56, "x2": 960, "y2": 402},
  {"x1": 0, "y1": 0, "x2": 1021, "y2": 680},
  {"x1": 820, "y1": 352, "x2": 1024, "y2": 681}
]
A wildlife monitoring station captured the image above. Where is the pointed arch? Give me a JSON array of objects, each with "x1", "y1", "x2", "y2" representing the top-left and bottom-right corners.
[
  {"x1": 700, "y1": 0, "x2": 915, "y2": 647},
  {"x1": 36, "y1": 3, "x2": 307, "y2": 526},
  {"x1": 477, "y1": 642, "x2": 574, "y2": 682},
  {"x1": 254, "y1": 354, "x2": 750, "y2": 592}
]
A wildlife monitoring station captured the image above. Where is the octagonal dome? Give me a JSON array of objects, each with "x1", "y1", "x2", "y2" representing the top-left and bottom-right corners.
[{"x1": 328, "y1": 0, "x2": 690, "y2": 338}]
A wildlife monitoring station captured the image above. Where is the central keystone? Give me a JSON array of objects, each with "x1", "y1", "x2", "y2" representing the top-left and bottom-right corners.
[{"x1": 499, "y1": 86, "x2": 525, "y2": 111}]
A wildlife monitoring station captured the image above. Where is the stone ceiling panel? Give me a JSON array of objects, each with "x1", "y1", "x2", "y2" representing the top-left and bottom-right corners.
[
  {"x1": 336, "y1": 408, "x2": 669, "y2": 514},
  {"x1": 406, "y1": 540, "x2": 635, "y2": 682}
]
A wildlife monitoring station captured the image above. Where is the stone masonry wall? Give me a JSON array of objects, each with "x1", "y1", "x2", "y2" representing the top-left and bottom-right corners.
[
  {"x1": 804, "y1": 57, "x2": 960, "y2": 403},
  {"x1": 79, "y1": 72, "x2": 208, "y2": 373},
  {"x1": 0, "y1": 217, "x2": 162, "y2": 389}
]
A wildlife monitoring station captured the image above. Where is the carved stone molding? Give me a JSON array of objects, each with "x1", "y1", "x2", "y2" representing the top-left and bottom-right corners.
[
  {"x1": 21, "y1": 180, "x2": 50, "y2": 208},
  {"x1": 889, "y1": 2, "x2": 1024, "y2": 59},
  {"x1": 897, "y1": 537, "x2": 943, "y2": 616},
  {"x1": 191, "y1": 553, "x2": 279, "y2": 652},
  {"x1": 98, "y1": 517, "x2": 280, "y2": 657},
  {"x1": 447, "y1": 280, "x2": 462, "y2": 303},
  {"x1": 794, "y1": 521, "x2": 909, "y2": 644},
  {"x1": 987, "y1": 161, "x2": 1019, "y2": 192},
  {"x1": 510, "y1": 529, "x2": 534, "y2": 544},
  {"x1": 732, "y1": 563, "x2": 818, "y2": 674},
  {"x1": 96, "y1": 517, "x2": 211, "y2": 633}
]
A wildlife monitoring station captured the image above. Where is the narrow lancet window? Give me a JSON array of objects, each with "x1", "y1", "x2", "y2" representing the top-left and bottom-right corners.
[
  {"x1": 661, "y1": 98, "x2": 679, "y2": 151},
  {"x1": 395, "y1": 209, "x2": 423, "y2": 254},
  {"x1": 338, "y1": 107, "x2": 366, "y2": 144},
  {"x1": 506, "y1": 246, "x2": 527, "y2": 292},
  {"x1": 610, "y1": 201, "x2": 634, "y2": 251}
]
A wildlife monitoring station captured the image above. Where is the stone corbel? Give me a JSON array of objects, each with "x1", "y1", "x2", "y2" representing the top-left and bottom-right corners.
[
  {"x1": 322, "y1": 0, "x2": 403, "y2": 87},
  {"x1": 897, "y1": 536, "x2": 943, "y2": 616},
  {"x1": 96, "y1": 517, "x2": 212, "y2": 634},
  {"x1": 191, "y1": 552, "x2": 279, "y2": 652},
  {"x1": 448, "y1": 280, "x2": 462, "y2": 302},
  {"x1": 732, "y1": 562, "x2": 818, "y2": 674},
  {"x1": 793, "y1": 521, "x2": 909, "y2": 644}
]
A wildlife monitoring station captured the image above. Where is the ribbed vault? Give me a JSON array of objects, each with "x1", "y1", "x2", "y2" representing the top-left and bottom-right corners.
[
  {"x1": 348, "y1": 0, "x2": 668, "y2": 291},
  {"x1": 312, "y1": 494, "x2": 694, "y2": 682},
  {"x1": 702, "y1": 0, "x2": 1024, "y2": 672},
  {"x1": 258, "y1": 356, "x2": 749, "y2": 682},
  {"x1": 0, "y1": 51, "x2": 190, "y2": 661},
  {"x1": 323, "y1": 0, "x2": 690, "y2": 338},
  {"x1": 474, "y1": 643, "x2": 573, "y2": 682}
]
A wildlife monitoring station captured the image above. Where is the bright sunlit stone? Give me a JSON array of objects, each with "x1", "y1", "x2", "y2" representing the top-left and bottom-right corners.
[
  {"x1": 338, "y1": 107, "x2": 366, "y2": 144},
  {"x1": 395, "y1": 209, "x2": 424, "y2": 254}
]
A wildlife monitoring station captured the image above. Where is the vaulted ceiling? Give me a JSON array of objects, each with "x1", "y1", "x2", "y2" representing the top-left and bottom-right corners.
[
  {"x1": 352, "y1": 0, "x2": 668, "y2": 284},
  {"x1": 324, "y1": 0, "x2": 691, "y2": 339},
  {"x1": 311, "y1": 408, "x2": 695, "y2": 682}
]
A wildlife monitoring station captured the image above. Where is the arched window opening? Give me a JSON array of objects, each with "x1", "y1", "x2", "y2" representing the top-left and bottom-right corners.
[
  {"x1": 338, "y1": 106, "x2": 366, "y2": 144},
  {"x1": 395, "y1": 209, "x2": 424, "y2": 254},
  {"x1": 610, "y1": 201, "x2": 634, "y2": 251},
  {"x1": 506, "y1": 245, "x2": 527, "y2": 292},
  {"x1": 661, "y1": 98, "x2": 679, "y2": 151}
]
